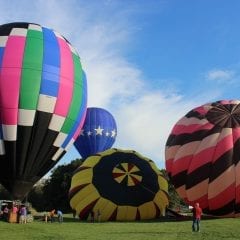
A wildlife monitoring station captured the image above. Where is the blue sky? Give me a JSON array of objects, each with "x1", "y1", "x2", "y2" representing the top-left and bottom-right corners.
[{"x1": 1, "y1": 0, "x2": 240, "y2": 169}]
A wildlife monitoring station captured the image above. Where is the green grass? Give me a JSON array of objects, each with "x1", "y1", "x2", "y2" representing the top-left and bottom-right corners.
[{"x1": 0, "y1": 216, "x2": 240, "y2": 240}]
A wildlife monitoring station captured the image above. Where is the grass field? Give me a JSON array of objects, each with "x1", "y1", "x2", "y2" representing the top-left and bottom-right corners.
[{"x1": 0, "y1": 215, "x2": 240, "y2": 240}]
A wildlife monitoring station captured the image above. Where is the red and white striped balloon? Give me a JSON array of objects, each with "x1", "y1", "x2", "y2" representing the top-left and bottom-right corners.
[{"x1": 165, "y1": 100, "x2": 240, "y2": 216}]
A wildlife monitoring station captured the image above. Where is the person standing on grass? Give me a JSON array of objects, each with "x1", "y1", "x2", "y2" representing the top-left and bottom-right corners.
[
  {"x1": 19, "y1": 205, "x2": 27, "y2": 224},
  {"x1": 57, "y1": 210, "x2": 63, "y2": 223},
  {"x1": 43, "y1": 211, "x2": 48, "y2": 222},
  {"x1": 3, "y1": 206, "x2": 9, "y2": 221},
  {"x1": 192, "y1": 202, "x2": 202, "y2": 232},
  {"x1": 12, "y1": 205, "x2": 18, "y2": 214},
  {"x1": 50, "y1": 209, "x2": 55, "y2": 223}
]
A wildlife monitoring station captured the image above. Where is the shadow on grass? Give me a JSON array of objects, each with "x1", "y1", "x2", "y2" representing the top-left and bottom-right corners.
[
  {"x1": 34, "y1": 215, "x2": 81, "y2": 223},
  {"x1": 33, "y1": 213, "x2": 229, "y2": 224}
]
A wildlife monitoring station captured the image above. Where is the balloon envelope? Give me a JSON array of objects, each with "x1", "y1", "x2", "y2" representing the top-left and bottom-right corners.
[
  {"x1": 74, "y1": 107, "x2": 117, "y2": 159},
  {"x1": 165, "y1": 100, "x2": 240, "y2": 216},
  {"x1": 0, "y1": 22, "x2": 87, "y2": 199},
  {"x1": 69, "y1": 149, "x2": 169, "y2": 221}
]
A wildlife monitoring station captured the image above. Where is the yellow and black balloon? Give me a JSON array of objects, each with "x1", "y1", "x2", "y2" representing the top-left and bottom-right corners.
[{"x1": 69, "y1": 149, "x2": 169, "y2": 221}]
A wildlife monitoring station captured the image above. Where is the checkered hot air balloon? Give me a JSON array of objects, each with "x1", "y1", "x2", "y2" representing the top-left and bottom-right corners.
[
  {"x1": 165, "y1": 100, "x2": 240, "y2": 216},
  {"x1": 69, "y1": 149, "x2": 169, "y2": 221},
  {"x1": 74, "y1": 107, "x2": 117, "y2": 159},
  {"x1": 0, "y1": 22, "x2": 87, "y2": 199}
]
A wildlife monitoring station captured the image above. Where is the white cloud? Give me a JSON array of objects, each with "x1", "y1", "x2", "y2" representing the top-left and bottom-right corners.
[
  {"x1": 0, "y1": 0, "x2": 221, "y2": 170},
  {"x1": 113, "y1": 88, "x2": 209, "y2": 168},
  {"x1": 206, "y1": 69, "x2": 235, "y2": 82},
  {"x1": 83, "y1": 58, "x2": 143, "y2": 107}
]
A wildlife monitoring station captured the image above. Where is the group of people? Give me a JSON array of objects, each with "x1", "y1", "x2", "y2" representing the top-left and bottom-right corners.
[
  {"x1": 1, "y1": 204, "x2": 28, "y2": 223},
  {"x1": 2, "y1": 201, "x2": 202, "y2": 229},
  {"x1": 44, "y1": 209, "x2": 63, "y2": 223}
]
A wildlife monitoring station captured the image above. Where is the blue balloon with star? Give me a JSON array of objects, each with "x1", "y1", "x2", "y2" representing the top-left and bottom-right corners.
[{"x1": 74, "y1": 107, "x2": 117, "y2": 159}]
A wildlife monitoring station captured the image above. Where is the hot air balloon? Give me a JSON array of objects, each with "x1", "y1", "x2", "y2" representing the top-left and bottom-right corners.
[
  {"x1": 165, "y1": 100, "x2": 240, "y2": 216},
  {"x1": 0, "y1": 22, "x2": 87, "y2": 199},
  {"x1": 74, "y1": 107, "x2": 117, "y2": 159},
  {"x1": 69, "y1": 148, "x2": 169, "y2": 221}
]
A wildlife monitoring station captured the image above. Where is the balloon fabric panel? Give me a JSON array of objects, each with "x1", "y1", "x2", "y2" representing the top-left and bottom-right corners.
[
  {"x1": 69, "y1": 149, "x2": 169, "y2": 221},
  {"x1": 1, "y1": 35, "x2": 25, "y2": 127},
  {"x1": 40, "y1": 28, "x2": 60, "y2": 97},
  {"x1": 52, "y1": 37, "x2": 74, "y2": 117},
  {"x1": 61, "y1": 72, "x2": 87, "y2": 148},
  {"x1": 92, "y1": 152, "x2": 159, "y2": 206},
  {"x1": 0, "y1": 22, "x2": 87, "y2": 199},
  {"x1": 74, "y1": 107, "x2": 117, "y2": 159},
  {"x1": 165, "y1": 100, "x2": 240, "y2": 216}
]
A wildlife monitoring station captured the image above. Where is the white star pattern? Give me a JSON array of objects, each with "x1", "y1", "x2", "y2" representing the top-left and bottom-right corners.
[
  {"x1": 80, "y1": 126, "x2": 116, "y2": 138},
  {"x1": 94, "y1": 125, "x2": 104, "y2": 135},
  {"x1": 111, "y1": 129, "x2": 116, "y2": 138},
  {"x1": 87, "y1": 131, "x2": 92, "y2": 136}
]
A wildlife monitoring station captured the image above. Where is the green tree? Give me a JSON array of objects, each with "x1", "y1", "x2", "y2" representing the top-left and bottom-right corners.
[
  {"x1": 161, "y1": 169, "x2": 187, "y2": 210},
  {"x1": 29, "y1": 159, "x2": 83, "y2": 213},
  {"x1": 27, "y1": 179, "x2": 47, "y2": 211},
  {"x1": 0, "y1": 184, "x2": 11, "y2": 199}
]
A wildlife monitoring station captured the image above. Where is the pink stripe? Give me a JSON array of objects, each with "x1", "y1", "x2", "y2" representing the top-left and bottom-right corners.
[
  {"x1": 54, "y1": 38, "x2": 73, "y2": 116},
  {"x1": 235, "y1": 185, "x2": 240, "y2": 204},
  {"x1": 187, "y1": 146, "x2": 216, "y2": 173},
  {"x1": 188, "y1": 132, "x2": 234, "y2": 172},
  {"x1": 194, "y1": 105, "x2": 209, "y2": 115},
  {"x1": 2, "y1": 36, "x2": 25, "y2": 67},
  {"x1": 1, "y1": 108, "x2": 18, "y2": 124},
  {"x1": 208, "y1": 183, "x2": 235, "y2": 210},
  {"x1": 171, "y1": 122, "x2": 213, "y2": 135},
  {"x1": 73, "y1": 109, "x2": 87, "y2": 140},
  {"x1": 195, "y1": 194, "x2": 209, "y2": 210},
  {"x1": 185, "y1": 194, "x2": 209, "y2": 210},
  {"x1": 0, "y1": 36, "x2": 25, "y2": 124},
  {"x1": 236, "y1": 163, "x2": 240, "y2": 204},
  {"x1": 171, "y1": 155, "x2": 193, "y2": 176},
  {"x1": 219, "y1": 100, "x2": 231, "y2": 104},
  {"x1": 233, "y1": 128, "x2": 240, "y2": 143},
  {"x1": 165, "y1": 145, "x2": 181, "y2": 164},
  {"x1": 212, "y1": 134, "x2": 233, "y2": 163}
]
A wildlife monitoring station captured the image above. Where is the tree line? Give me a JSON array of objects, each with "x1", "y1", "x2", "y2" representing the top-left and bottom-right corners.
[{"x1": 0, "y1": 159, "x2": 185, "y2": 213}]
